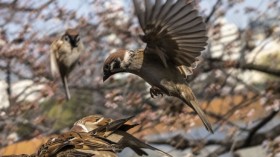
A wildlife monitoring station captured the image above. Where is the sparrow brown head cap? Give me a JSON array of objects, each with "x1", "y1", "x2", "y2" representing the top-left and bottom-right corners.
[
  {"x1": 103, "y1": 49, "x2": 127, "y2": 81},
  {"x1": 104, "y1": 49, "x2": 125, "y2": 65},
  {"x1": 65, "y1": 28, "x2": 79, "y2": 36}
]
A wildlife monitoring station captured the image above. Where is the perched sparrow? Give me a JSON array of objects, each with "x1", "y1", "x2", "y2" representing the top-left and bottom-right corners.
[
  {"x1": 103, "y1": 0, "x2": 213, "y2": 133},
  {"x1": 71, "y1": 115, "x2": 172, "y2": 157},
  {"x1": 36, "y1": 131, "x2": 119, "y2": 157},
  {"x1": 36, "y1": 115, "x2": 171, "y2": 157},
  {"x1": 50, "y1": 28, "x2": 84, "y2": 100}
]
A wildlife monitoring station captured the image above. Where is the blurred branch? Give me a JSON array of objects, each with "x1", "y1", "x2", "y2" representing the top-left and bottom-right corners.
[
  {"x1": 6, "y1": 59, "x2": 12, "y2": 105},
  {"x1": 207, "y1": 111, "x2": 250, "y2": 132},
  {"x1": 211, "y1": 94, "x2": 261, "y2": 132},
  {"x1": 241, "y1": 63, "x2": 280, "y2": 77},
  {"x1": 206, "y1": 58, "x2": 280, "y2": 77},
  {"x1": 142, "y1": 99, "x2": 159, "y2": 110},
  {"x1": 148, "y1": 115, "x2": 280, "y2": 156},
  {"x1": 0, "y1": 0, "x2": 55, "y2": 12},
  {"x1": 243, "y1": 110, "x2": 279, "y2": 146},
  {"x1": 205, "y1": 0, "x2": 222, "y2": 23},
  {"x1": 207, "y1": 110, "x2": 280, "y2": 157}
]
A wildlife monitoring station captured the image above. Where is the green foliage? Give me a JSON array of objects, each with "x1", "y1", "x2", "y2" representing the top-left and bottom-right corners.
[{"x1": 41, "y1": 90, "x2": 94, "y2": 131}]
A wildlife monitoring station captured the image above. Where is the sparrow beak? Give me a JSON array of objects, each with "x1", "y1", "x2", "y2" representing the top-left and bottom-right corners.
[
  {"x1": 71, "y1": 41, "x2": 78, "y2": 47},
  {"x1": 103, "y1": 68, "x2": 124, "y2": 82},
  {"x1": 69, "y1": 37, "x2": 78, "y2": 47},
  {"x1": 103, "y1": 74, "x2": 110, "y2": 82},
  {"x1": 103, "y1": 65, "x2": 112, "y2": 82}
]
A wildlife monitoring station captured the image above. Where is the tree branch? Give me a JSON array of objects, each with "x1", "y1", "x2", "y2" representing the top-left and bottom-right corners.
[
  {"x1": 206, "y1": 58, "x2": 280, "y2": 77},
  {"x1": 243, "y1": 110, "x2": 279, "y2": 146},
  {"x1": 205, "y1": 0, "x2": 222, "y2": 23}
]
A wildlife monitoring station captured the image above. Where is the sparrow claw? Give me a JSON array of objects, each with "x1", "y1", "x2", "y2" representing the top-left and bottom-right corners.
[{"x1": 150, "y1": 86, "x2": 163, "y2": 98}]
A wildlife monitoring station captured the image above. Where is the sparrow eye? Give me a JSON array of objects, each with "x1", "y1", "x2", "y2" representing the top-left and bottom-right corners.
[
  {"x1": 104, "y1": 64, "x2": 110, "y2": 70},
  {"x1": 64, "y1": 35, "x2": 70, "y2": 42}
]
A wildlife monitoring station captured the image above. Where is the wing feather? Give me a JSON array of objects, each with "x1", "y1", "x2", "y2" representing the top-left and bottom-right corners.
[{"x1": 133, "y1": 0, "x2": 208, "y2": 70}]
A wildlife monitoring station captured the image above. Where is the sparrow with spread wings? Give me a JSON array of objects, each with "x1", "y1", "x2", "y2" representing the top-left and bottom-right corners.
[{"x1": 103, "y1": 0, "x2": 213, "y2": 133}]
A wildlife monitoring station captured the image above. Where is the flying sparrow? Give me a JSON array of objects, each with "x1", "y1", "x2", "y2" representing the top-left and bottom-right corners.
[
  {"x1": 50, "y1": 28, "x2": 84, "y2": 100},
  {"x1": 71, "y1": 115, "x2": 172, "y2": 157},
  {"x1": 103, "y1": 0, "x2": 213, "y2": 133}
]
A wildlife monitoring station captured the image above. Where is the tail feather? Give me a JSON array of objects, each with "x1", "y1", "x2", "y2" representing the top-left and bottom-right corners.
[
  {"x1": 179, "y1": 85, "x2": 213, "y2": 133},
  {"x1": 190, "y1": 100, "x2": 213, "y2": 133},
  {"x1": 62, "y1": 76, "x2": 71, "y2": 100},
  {"x1": 127, "y1": 144, "x2": 148, "y2": 156},
  {"x1": 120, "y1": 132, "x2": 172, "y2": 157}
]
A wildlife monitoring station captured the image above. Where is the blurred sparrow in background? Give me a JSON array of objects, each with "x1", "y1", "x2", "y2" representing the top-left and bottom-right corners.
[
  {"x1": 50, "y1": 28, "x2": 84, "y2": 100},
  {"x1": 103, "y1": 0, "x2": 213, "y2": 133}
]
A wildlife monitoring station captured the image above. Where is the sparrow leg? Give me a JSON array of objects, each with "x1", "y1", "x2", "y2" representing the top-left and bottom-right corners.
[{"x1": 150, "y1": 86, "x2": 163, "y2": 98}]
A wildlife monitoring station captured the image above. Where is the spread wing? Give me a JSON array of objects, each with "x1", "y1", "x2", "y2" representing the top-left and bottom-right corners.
[{"x1": 133, "y1": 0, "x2": 207, "y2": 69}]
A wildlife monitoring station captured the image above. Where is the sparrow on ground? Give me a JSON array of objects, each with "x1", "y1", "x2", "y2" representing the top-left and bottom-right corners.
[
  {"x1": 103, "y1": 0, "x2": 213, "y2": 133},
  {"x1": 50, "y1": 28, "x2": 84, "y2": 100},
  {"x1": 35, "y1": 115, "x2": 171, "y2": 157},
  {"x1": 36, "y1": 130, "x2": 120, "y2": 157}
]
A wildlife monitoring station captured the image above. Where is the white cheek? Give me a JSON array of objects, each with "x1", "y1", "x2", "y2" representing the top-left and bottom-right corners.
[
  {"x1": 96, "y1": 117, "x2": 104, "y2": 124},
  {"x1": 76, "y1": 124, "x2": 89, "y2": 132},
  {"x1": 120, "y1": 62, "x2": 125, "y2": 69},
  {"x1": 120, "y1": 51, "x2": 133, "y2": 68},
  {"x1": 110, "y1": 62, "x2": 115, "y2": 70},
  {"x1": 123, "y1": 51, "x2": 130, "y2": 63}
]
